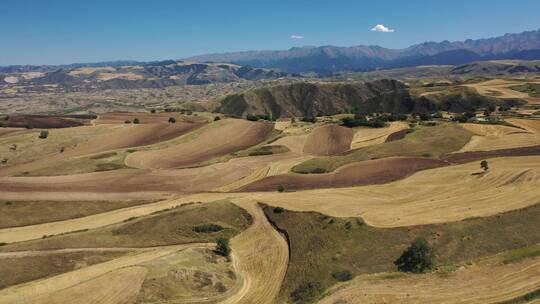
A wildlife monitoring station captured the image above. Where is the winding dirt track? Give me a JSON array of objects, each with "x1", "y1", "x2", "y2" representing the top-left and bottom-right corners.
[
  {"x1": 221, "y1": 199, "x2": 288, "y2": 304},
  {"x1": 125, "y1": 119, "x2": 275, "y2": 169},
  {"x1": 319, "y1": 256, "x2": 540, "y2": 304}
]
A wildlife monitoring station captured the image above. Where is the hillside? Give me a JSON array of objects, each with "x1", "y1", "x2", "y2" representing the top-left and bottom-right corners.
[
  {"x1": 216, "y1": 79, "x2": 512, "y2": 118},
  {"x1": 0, "y1": 61, "x2": 289, "y2": 92}
]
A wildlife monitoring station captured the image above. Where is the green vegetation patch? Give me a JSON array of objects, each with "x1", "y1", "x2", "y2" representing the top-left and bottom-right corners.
[
  {"x1": 511, "y1": 83, "x2": 540, "y2": 97},
  {"x1": 293, "y1": 123, "x2": 471, "y2": 173},
  {"x1": 500, "y1": 244, "x2": 540, "y2": 265},
  {"x1": 263, "y1": 203, "x2": 540, "y2": 303},
  {"x1": 1, "y1": 201, "x2": 252, "y2": 251},
  {"x1": 247, "y1": 145, "x2": 290, "y2": 156}
]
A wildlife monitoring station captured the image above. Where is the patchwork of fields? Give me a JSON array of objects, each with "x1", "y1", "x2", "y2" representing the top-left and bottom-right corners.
[{"x1": 1, "y1": 79, "x2": 539, "y2": 303}]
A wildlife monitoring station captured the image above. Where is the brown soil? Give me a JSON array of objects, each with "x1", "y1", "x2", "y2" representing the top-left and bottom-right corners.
[
  {"x1": 442, "y1": 144, "x2": 540, "y2": 164},
  {"x1": 239, "y1": 157, "x2": 446, "y2": 192},
  {"x1": 303, "y1": 124, "x2": 353, "y2": 156},
  {"x1": 125, "y1": 119, "x2": 275, "y2": 169},
  {"x1": 1, "y1": 115, "x2": 90, "y2": 128},
  {"x1": 95, "y1": 112, "x2": 186, "y2": 124},
  {"x1": 385, "y1": 128, "x2": 410, "y2": 142}
]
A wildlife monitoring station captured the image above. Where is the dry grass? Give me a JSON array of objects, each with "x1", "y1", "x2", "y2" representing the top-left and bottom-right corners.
[
  {"x1": 320, "y1": 255, "x2": 540, "y2": 304},
  {"x1": 0, "y1": 201, "x2": 251, "y2": 251},
  {"x1": 0, "y1": 244, "x2": 208, "y2": 304},
  {"x1": 351, "y1": 122, "x2": 409, "y2": 149},
  {"x1": 125, "y1": 119, "x2": 274, "y2": 169},
  {"x1": 292, "y1": 123, "x2": 471, "y2": 173},
  {"x1": 0, "y1": 199, "x2": 154, "y2": 228},
  {"x1": 0, "y1": 250, "x2": 129, "y2": 289},
  {"x1": 465, "y1": 79, "x2": 540, "y2": 105},
  {"x1": 220, "y1": 199, "x2": 288, "y2": 304},
  {"x1": 458, "y1": 122, "x2": 540, "y2": 152},
  {"x1": 263, "y1": 205, "x2": 540, "y2": 302},
  {"x1": 252, "y1": 155, "x2": 540, "y2": 227}
]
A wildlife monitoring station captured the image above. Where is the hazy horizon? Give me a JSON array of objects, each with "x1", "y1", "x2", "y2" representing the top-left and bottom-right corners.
[{"x1": 2, "y1": 0, "x2": 540, "y2": 66}]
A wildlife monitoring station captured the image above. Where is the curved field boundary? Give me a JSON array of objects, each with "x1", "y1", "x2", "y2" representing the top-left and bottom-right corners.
[
  {"x1": 0, "y1": 243, "x2": 211, "y2": 304},
  {"x1": 442, "y1": 144, "x2": 540, "y2": 164},
  {"x1": 1, "y1": 156, "x2": 538, "y2": 244},
  {"x1": 239, "y1": 144, "x2": 540, "y2": 192},
  {"x1": 466, "y1": 79, "x2": 540, "y2": 105},
  {"x1": 248, "y1": 155, "x2": 540, "y2": 227},
  {"x1": 458, "y1": 123, "x2": 540, "y2": 152},
  {"x1": 319, "y1": 257, "x2": 540, "y2": 304},
  {"x1": 0, "y1": 122, "x2": 202, "y2": 177},
  {"x1": 125, "y1": 119, "x2": 275, "y2": 169},
  {"x1": 0, "y1": 195, "x2": 226, "y2": 243},
  {"x1": 303, "y1": 124, "x2": 353, "y2": 156},
  {"x1": 351, "y1": 122, "x2": 408, "y2": 149},
  {"x1": 238, "y1": 157, "x2": 445, "y2": 192}
]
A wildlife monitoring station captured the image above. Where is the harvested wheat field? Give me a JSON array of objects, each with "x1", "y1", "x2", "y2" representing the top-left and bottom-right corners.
[
  {"x1": 239, "y1": 157, "x2": 445, "y2": 191},
  {"x1": 0, "y1": 122, "x2": 201, "y2": 176},
  {"x1": 466, "y1": 79, "x2": 540, "y2": 104},
  {"x1": 351, "y1": 122, "x2": 409, "y2": 149},
  {"x1": 125, "y1": 119, "x2": 274, "y2": 169},
  {"x1": 320, "y1": 255, "x2": 540, "y2": 304},
  {"x1": 458, "y1": 121, "x2": 540, "y2": 152},
  {"x1": 251, "y1": 155, "x2": 540, "y2": 227},
  {"x1": 303, "y1": 124, "x2": 353, "y2": 156}
]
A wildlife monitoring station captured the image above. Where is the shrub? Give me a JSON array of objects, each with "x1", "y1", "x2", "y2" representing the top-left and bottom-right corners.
[
  {"x1": 215, "y1": 237, "x2": 231, "y2": 257},
  {"x1": 192, "y1": 223, "x2": 224, "y2": 233},
  {"x1": 168, "y1": 117, "x2": 176, "y2": 123},
  {"x1": 332, "y1": 270, "x2": 353, "y2": 282},
  {"x1": 273, "y1": 207, "x2": 285, "y2": 214},
  {"x1": 39, "y1": 130, "x2": 49, "y2": 139},
  {"x1": 291, "y1": 282, "x2": 323, "y2": 303},
  {"x1": 277, "y1": 185, "x2": 285, "y2": 192},
  {"x1": 481, "y1": 160, "x2": 489, "y2": 171},
  {"x1": 394, "y1": 237, "x2": 435, "y2": 273},
  {"x1": 356, "y1": 217, "x2": 365, "y2": 226},
  {"x1": 150, "y1": 109, "x2": 156, "y2": 113},
  {"x1": 124, "y1": 120, "x2": 131, "y2": 124},
  {"x1": 214, "y1": 116, "x2": 221, "y2": 121},
  {"x1": 344, "y1": 221, "x2": 353, "y2": 229},
  {"x1": 291, "y1": 117, "x2": 296, "y2": 123},
  {"x1": 133, "y1": 118, "x2": 140, "y2": 124},
  {"x1": 301, "y1": 116, "x2": 316, "y2": 123}
]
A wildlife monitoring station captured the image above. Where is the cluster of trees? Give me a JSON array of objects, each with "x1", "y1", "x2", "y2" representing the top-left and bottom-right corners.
[
  {"x1": 246, "y1": 113, "x2": 275, "y2": 121},
  {"x1": 394, "y1": 237, "x2": 436, "y2": 273}
]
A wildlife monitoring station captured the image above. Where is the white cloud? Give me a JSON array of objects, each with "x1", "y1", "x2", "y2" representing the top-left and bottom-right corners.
[
  {"x1": 290, "y1": 35, "x2": 304, "y2": 40},
  {"x1": 371, "y1": 24, "x2": 395, "y2": 33}
]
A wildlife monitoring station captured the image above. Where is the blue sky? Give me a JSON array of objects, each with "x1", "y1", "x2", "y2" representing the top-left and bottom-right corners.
[{"x1": 1, "y1": 0, "x2": 539, "y2": 65}]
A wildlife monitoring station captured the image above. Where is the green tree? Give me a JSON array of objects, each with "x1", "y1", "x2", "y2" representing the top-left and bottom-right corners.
[
  {"x1": 168, "y1": 117, "x2": 176, "y2": 123},
  {"x1": 214, "y1": 116, "x2": 221, "y2": 121},
  {"x1": 39, "y1": 130, "x2": 49, "y2": 139},
  {"x1": 215, "y1": 237, "x2": 231, "y2": 257},
  {"x1": 277, "y1": 185, "x2": 285, "y2": 192},
  {"x1": 481, "y1": 160, "x2": 489, "y2": 171},
  {"x1": 394, "y1": 237, "x2": 435, "y2": 273},
  {"x1": 133, "y1": 118, "x2": 140, "y2": 124}
]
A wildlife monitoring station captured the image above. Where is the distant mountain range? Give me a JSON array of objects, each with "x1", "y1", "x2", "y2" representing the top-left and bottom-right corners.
[{"x1": 188, "y1": 29, "x2": 540, "y2": 75}]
